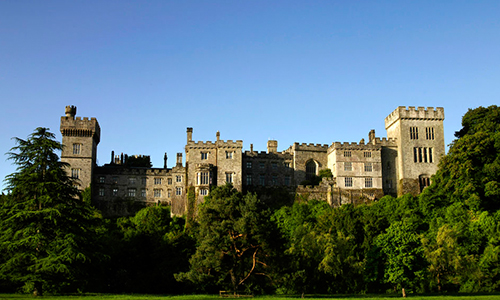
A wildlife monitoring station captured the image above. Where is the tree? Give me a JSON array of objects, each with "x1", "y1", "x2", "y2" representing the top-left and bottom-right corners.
[
  {"x1": 0, "y1": 128, "x2": 102, "y2": 295},
  {"x1": 376, "y1": 221, "x2": 426, "y2": 295},
  {"x1": 176, "y1": 184, "x2": 278, "y2": 294},
  {"x1": 421, "y1": 105, "x2": 500, "y2": 213}
]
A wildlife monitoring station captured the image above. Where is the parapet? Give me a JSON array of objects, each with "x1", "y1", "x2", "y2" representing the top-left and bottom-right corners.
[
  {"x1": 186, "y1": 139, "x2": 243, "y2": 149},
  {"x1": 292, "y1": 143, "x2": 329, "y2": 152},
  {"x1": 60, "y1": 107, "x2": 101, "y2": 144},
  {"x1": 385, "y1": 106, "x2": 445, "y2": 129}
]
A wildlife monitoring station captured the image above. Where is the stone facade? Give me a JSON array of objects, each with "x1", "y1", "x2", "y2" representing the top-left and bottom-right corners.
[{"x1": 60, "y1": 105, "x2": 445, "y2": 216}]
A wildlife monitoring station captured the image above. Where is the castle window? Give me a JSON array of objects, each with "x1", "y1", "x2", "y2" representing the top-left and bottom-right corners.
[
  {"x1": 141, "y1": 177, "x2": 147, "y2": 185},
  {"x1": 128, "y1": 188, "x2": 136, "y2": 197},
  {"x1": 285, "y1": 162, "x2": 290, "y2": 168},
  {"x1": 306, "y1": 160, "x2": 317, "y2": 179},
  {"x1": 167, "y1": 189, "x2": 172, "y2": 198},
  {"x1": 410, "y1": 127, "x2": 419, "y2": 139},
  {"x1": 141, "y1": 188, "x2": 146, "y2": 197},
  {"x1": 99, "y1": 187, "x2": 105, "y2": 197},
  {"x1": 260, "y1": 162, "x2": 265, "y2": 169},
  {"x1": 272, "y1": 175, "x2": 278, "y2": 185},
  {"x1": 246, "y1": 174, "x2": 252, "y2": 185},
  {"x1": 112, "y1": 176, "x2": 118, "y2": 184},
  {"x1": 364, "y1": 151, "x2": 372, "y2": 158},
  {"x1": 72, "y1": 143, "x2": 82, "y2": 155},
  {"x1": 176, "y1": 175, "x2": 182, "y2": 182},
  {"x1": 129, "y1": 177, "x2": 136, "y2": 185},
  {"x1": 113, "y1": 188, "x2": 118, "y2": 196},
  {"x1": 198, "y1": 172, "x2": 209, "y2": 185},
  {"x1": 426, "y1": 127, "x2": 435, "y2": 140},
  {"x1": 154, "y1": 178, "x2": 162, "y2": 185},
  {"x1": 345, "y1": 177, "x2": 353, "y2": 187},
  {"x1": 246, "y1": 162, "x2": 252, "y2": 169},
  {"x1": 365, "y1": 178, "x2": 373, "y2": 188},
  {"x1": 71, "y1": 168, "x2": 80, "y2": 179},
  {"x1": 272, "y1": 162, "x2": 278, "y2": 170},
  {"x1": 226, "y1": 173, "x2": 233, "y2": 184},
  {"x1": 259, "y1": 175, "x2": 265, "y2": 186},
  {"x1": 419, "y1": 176, "x2": 431, "y2": 192},
  {"x1": 344, "y1": 151, "x2": 352, "y2": 157},
  {"x1": 364, "y1": 163, "x2": 372, "y2": 172},
  {"x1": 414, "y1": 147, "x2": 434, "y2": 163},
  {"x1": 285, "y1": 175, "x2": 290, "y2": 186},
  {"x1": 344, "y1": 162, "x2": 352, "y2": 171},
  {"x1": 99, "y1": 176, "x2": 105, "y2": 183},
  {"x1": 176, "y1": 187, "x2": 182, "y2": 196},
  {"x1": 200, "y1": 189, "x2": 208, "y2": 196},
  {"x1": 201, "y1": 152, "x2": 208, "y2": 160},
  {"x1": 154, "y1": 189, "x2": 162, "y2": 197},
  {"x1": 168, "y1": 178, "x2": 172, "y2": 185},
  {"x1": 226, "y1": 151, "x2": 233, "y2": 159}
]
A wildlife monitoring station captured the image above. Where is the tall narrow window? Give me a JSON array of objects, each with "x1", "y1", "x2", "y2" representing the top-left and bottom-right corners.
[
  {"x1": 72, "y1": 143, "x2": 82, "y2": 154},
  {"x1": 226, "y1": 151, "x2": 233, "y2": 159},
  {"x1": 410, "y1": 127, "x2": 419, "y2": 139},
  {"x1": 176, "y1": 187, "x2": 182, "y2": 195},
  {"x1": 259, "y1": 175, "x2": 265, "y2": 186},
  {"x1": 71, "y1": 168, "x2": 80, "y2": 179},
  {"x1": 426, "y1": 127, "x2": 435, "y2": 140},
  {"x1": 285, "y1": 175, "x2": 290, "y2": 186},
  {"x1": 198, "y1": 172, "x2": 209, "y2": 185},
  {"x1": 246, "y1": 174, "x2": 252, "y2": 185},
  {"x1": 226, "y1": 173, "x2": 233, "y2": 184},
  {"x1": 429, "y1": 148, "x2": 433, "y2": 163},
  {"x1": 201, "y1": 152, "x2": 208, "y2": 160}
]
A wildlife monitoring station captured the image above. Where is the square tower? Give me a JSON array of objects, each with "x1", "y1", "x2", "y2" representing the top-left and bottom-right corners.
[
  {"x1": 60, "y1": 106, "x2": 101, "y2": 191},
  {"x1": 385, "y1": 106, "x2": 445, "y2": 196}
]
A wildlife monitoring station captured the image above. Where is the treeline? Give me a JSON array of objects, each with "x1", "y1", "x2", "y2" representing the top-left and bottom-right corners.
[{"x1": 1, "y1": 105, "x2": 500, "y2": 296}]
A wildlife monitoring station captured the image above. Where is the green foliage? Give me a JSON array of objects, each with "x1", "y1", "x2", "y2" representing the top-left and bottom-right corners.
[
  {"x1": 176, "y1": 184, "x2": 279, "y2": 294},
  {"x1": 0, "y1": 128, "x2": 104, "y2": 295}
]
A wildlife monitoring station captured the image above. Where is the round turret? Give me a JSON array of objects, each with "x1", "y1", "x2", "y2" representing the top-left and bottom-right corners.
[{"x1": 65, "y1": 105, "x2": 77, "y2": 118}]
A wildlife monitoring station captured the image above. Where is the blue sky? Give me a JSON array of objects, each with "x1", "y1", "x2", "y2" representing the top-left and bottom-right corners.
[{"x1": 1, "y1": 1, "x2": 499, "y2": 191}]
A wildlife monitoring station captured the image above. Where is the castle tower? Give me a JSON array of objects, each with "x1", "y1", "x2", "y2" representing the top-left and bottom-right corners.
[
  {"x1": 385, "y1": 106, "x2": 445, "y2": 196},
  {"x1": 60, "y1": 106, "x2": 101, "y2": 191}
]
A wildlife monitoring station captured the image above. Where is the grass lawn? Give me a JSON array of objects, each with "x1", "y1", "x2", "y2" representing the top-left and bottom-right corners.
[{"x1": 1, "y1": 295, "x2": 500, "y2": 300}]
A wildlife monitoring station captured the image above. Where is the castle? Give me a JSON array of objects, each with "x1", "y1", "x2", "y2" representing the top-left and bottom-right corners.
[{"x1": 60, "y1": 105, "x2": 445, "y2": 215}]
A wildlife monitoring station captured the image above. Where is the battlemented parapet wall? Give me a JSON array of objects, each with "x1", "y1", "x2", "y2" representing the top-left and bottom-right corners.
[
  {"x1": 291, "y1": 143, "x2": 329, "y2": 184},
  {"x1": 385, "y1": 106, "x2": 445, "y2": 129}
]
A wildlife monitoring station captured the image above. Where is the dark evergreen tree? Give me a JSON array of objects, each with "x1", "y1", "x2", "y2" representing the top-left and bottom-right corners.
[{"x1": 0, "y1": 128, "x2": 103, "y2": 295}]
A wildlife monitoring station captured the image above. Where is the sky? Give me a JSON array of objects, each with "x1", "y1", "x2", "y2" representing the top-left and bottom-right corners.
[{"x1": 1, "y1": 1, "x2": 499, "y2": 191}]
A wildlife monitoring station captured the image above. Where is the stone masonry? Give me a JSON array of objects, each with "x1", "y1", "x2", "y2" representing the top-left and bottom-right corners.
[{"x1": 59, "y1": 106, "x2": 445, "y2": 216}]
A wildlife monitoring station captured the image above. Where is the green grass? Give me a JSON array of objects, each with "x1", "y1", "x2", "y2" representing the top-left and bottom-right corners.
[{"x1": 1, "y1": 295, "x2": 500, "y2": 300}]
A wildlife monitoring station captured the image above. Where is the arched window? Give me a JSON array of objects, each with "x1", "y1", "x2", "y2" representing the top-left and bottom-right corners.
[{"x1": 306, "y1": 160, "x2": 317, "y2": 179}]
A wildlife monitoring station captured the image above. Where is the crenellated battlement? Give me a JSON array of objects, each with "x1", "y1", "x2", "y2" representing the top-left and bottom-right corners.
[
  {"x1": 293, "y1": 142, "x2": 329, "y2": 152},
  {"x1": 60, "y1": 113, "x2": 101, "y2": 143},
  {"x1": 385, "y1": 106, "x2": 445, "y2": 129},
  {"x1": 186, "y1": 140, "x2": 243, "y2": 149}
]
